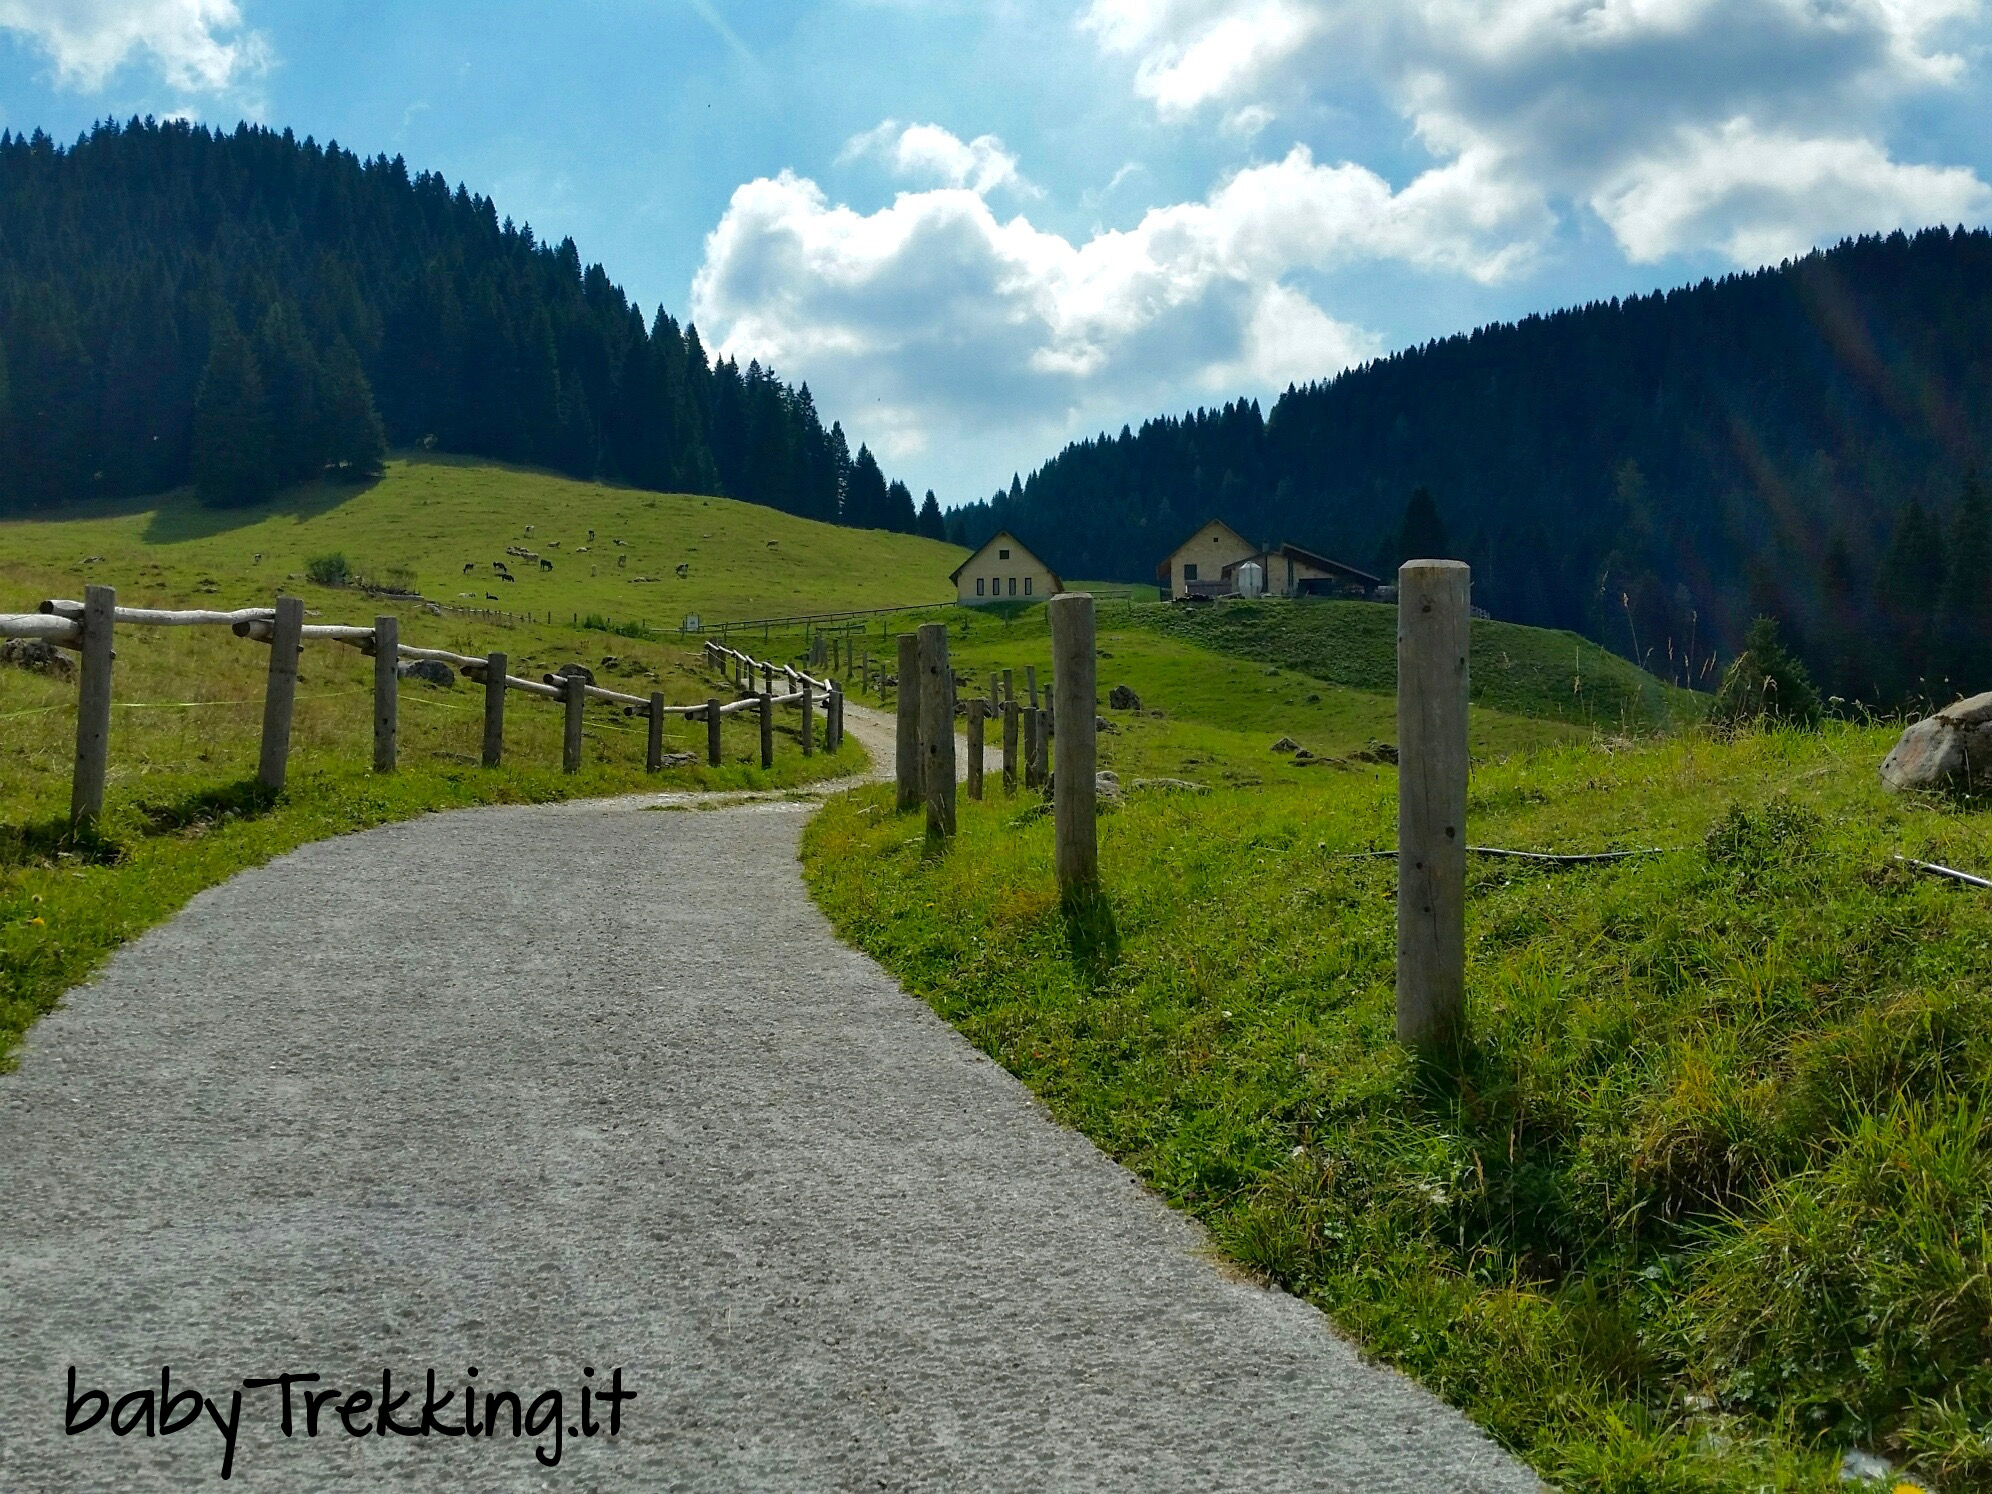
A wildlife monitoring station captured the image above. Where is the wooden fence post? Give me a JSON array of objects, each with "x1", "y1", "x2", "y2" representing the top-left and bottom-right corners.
[
  {"x1": 828, "y1": 682, "x2": 843, "y2": 750},
  {"x1": 1002, "y1": 667, "x2": 1013, "y2": 704},
  {"x1": 707, "y1": 697, "x2": 723, "y2": 766},
  {"x1": 801, "y1": 681, "x2": 815, "y2": 756},
  {"x1": 69, "y1": 584, "x2": 116, "y2": 825},
  {"x1": 760, "y1": 688, "x2": 774, "y2": 769},
  {"x1": 373, "y1": 614, "x2": 398, "y2": 772},
  {"x1": 647, "y1": 692, "x2": 665, "y2": 772},
  {"x1": 1396, "y1": 559, "x2": 1471, "y2": 1050},
  {"x1": 966, "y1": 699, "x2": 985, "y2": 801},
  {"x1": 256, "y1": 593, "x2": 304, "y2": 793},
  {"x1": 482, "y1": 651, "x2": 506, "y2": 767},
  {"x1": 1003, "y1": 699, "x2": 1019, "y2": 793},
  {"x1": 918, "y1": 622, "x2": 956, "y2": 835},
  {"x1": 1026, "y1": 665, "x2": 1038, "y2": 708},
  {"x1": 895, "y1": 633, "x2": 920, "y2": 811},
  {"x1": 563, "y1": 673, "x2": 585, "y2": 773},
  {"x1": 1022, "y1": 704, "x2": 1041, "y2": 788},
  {"x1": 1050, "y1": 592, "x2": 1098, "y2": 892}
]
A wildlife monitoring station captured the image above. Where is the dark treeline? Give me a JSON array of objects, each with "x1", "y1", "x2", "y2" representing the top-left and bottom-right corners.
[
  {"x1": 949, "y1": 227, "x2": 1992, "y2": 705},
  {"x1": 0, "y1": 117, "x2": 923, "y2": 531}
]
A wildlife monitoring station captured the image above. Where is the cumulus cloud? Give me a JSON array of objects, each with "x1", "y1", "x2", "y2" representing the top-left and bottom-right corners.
[
  {"x1": 840, "y1": 120, "x2": 1033, "y2": 196},
  {"x1": 689, "y1": 134, "x2": 1563, "y2": 459},
  {"x1": 1081, "y1": 0, "x2": 1992, "y2": 263},
  {"x1": 0, "y1": 0, "x2": 270, "y2": 93},
  {"x1": 1594, "y1": 118, "x2": 1992, "y2": 263}
]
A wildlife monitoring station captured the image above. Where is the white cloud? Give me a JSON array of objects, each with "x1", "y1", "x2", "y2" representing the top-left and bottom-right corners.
[
  {"x1": 1080, "y1": 0, "x2": 1992, "y2": 264},
  {"x1": 689, "y1": 141, "x2": 1548, "y2": 464},
  {"x1": 1594, "y1": 117, "x2": 1992, "y2": 262},
  {"x1": 840, "y1": 120, "x2": 1033, "y2": 196},
  {"x1": 0, "y1": 0, "x2": 270, "y2": 93}
]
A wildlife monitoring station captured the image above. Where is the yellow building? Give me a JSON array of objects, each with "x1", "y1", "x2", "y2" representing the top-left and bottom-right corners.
[
  {"x1": 951, "y1": 530, "x2": 1064, "y2": 605},
  {"x1": 1156, "y1": 519, "x2": 1257, "y2": 600}
]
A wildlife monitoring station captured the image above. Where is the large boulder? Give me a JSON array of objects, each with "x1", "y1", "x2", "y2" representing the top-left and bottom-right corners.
[
  {"x1": 1881, "y1": 692, "x2": 1992, "y2": 793},
  {"x1": 0, "y1": 637, "x2": 76, "y2": 682},
  {"x1": 397, "y1": 658, "x2": 456, "y2": 687},
  {"x1": 1108, "y1": 684, "x2": 1142, "y2": 710}
]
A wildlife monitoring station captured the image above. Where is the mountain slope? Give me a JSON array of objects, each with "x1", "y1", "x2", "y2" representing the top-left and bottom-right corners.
[
  {"x1": 0, "y1": 457, "x2": 966, "y2": 624},
  {"x1": 950, "y1": 227, "x2": 1992, "y2": 704},
  {"x1": 0, "y1": 118, "x2": 923, "y2": 534}
]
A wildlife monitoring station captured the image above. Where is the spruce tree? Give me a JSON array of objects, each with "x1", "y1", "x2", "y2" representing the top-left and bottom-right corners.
[
  {"x1": 917, "y1": 489, "x2": 946, "y2": 540},
  {"x1": 254, "y1": 300, "x2": 324, "y2": 485},
  {"x1": 846, "y1": 445, "x2": 888, "y2": 529},
  {"x1": 887, "y1": 479, "x2": 918, "y2": 534},
  {"x1": 1934, "y1": 474, "x2": 1992, "y2": 698},
  {"x1": 192, "y1": 311, "x2": 276, "y2": 508},
  {"x1": 318, "y1": 337, "x2": 387, "y2": 481},
  {"x1": 1713, "y1": 616, "x2": 1822, "y2": 728},
  {"x1": 1398, "y1": 486, "x2": 1450, "y2": 563},
  {"x1": 1875, "y1": 499, "x2": 1946, "y2": 699}
]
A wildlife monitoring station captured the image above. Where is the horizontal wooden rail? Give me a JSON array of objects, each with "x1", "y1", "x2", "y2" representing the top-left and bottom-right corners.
[
  {"x1": 1, "y1": 612, "x2": 83, "y2": 644},
  {"x1": 45, "y1": 599, "x2": 276, "y2": 628}
]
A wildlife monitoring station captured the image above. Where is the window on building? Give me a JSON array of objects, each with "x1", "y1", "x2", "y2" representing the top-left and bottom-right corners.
[
  {"x1": 1023, "y1": 576, "x2": 1032, "y2": 595},
  {"x1": 1008, "y1": 577, "x2": 1016, "y2": 596},
  {"x1": 1184, "y1": 563, "x2": 1199, "y2": 581},
  {"x1": 976, "y1": 577, "x2": 985, "y2": 596},
  {"x1": 999, "y1": 548, "x2": 1011, "y2": 560}
]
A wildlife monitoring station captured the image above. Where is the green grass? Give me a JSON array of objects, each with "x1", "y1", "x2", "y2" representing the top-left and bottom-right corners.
[
  {"x1": 1, "y1": 503, "x2": 869, "y2": 1068},
  {"x1": 1141, "y1": 597, "x2": 1701, "y2": 733},
  {"x1": 803, "y1": 724, "x2": 1992, "y2": 1491},
  {"x1": 0, "y1": 451, "x2": 968, "y2": 628}
]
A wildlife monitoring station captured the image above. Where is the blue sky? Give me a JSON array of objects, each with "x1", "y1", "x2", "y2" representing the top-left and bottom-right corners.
[{"x1": 3, "y1": 1, "x2": 1990, "y2": 505}]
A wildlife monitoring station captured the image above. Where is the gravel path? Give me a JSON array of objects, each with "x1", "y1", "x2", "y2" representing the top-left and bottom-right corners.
[{"x1": 0, "y1": 715, "x2": 1539, "y2": 1492}]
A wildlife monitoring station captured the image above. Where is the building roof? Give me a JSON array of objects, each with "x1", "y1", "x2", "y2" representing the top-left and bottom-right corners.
[
  {"x1": 949, "y1": 529, "x2": 1063, "y2": 592},
  {"x1": 1268, "y1": 543, "x2": 1380, "y2": 587}
]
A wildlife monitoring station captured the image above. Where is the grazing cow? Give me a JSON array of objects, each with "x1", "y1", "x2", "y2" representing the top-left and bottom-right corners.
[
  {"x1": 675, "y1": 562, "x2": 690, "y2": 578},
  {"x1": 493, "y1": 560, "x2": 510, "y2": 573},
  {"x1": 540, "y1": 558, "x2": 554, "y2": 571},
  {"x1": 613, "y1": 538, "x2": 626, "y2": 547},
  {"x1": 463, "y1": 562, "x2": 475, "y2": 573},
  {"x1": 576, "y1": 546, "x2": 589, "y2": 554},
  {"x1": 587, "y1": 528, "x2": 596, "y2": 542},
  {"x1": 766, "y1": 540, "x2": 778, "y2": 548},
  {"x1": 500, "y1": 572, "x2": 515, "y2": 582},
  {"x1": 525, "y1": 525, "x2": 535, "y2": 537},
  {"x1": 486, "y1": 592, "x2": 499, "y2": 600},
  {"x1": 616, "y1": 553, "x2": 627, "y2": 568}
]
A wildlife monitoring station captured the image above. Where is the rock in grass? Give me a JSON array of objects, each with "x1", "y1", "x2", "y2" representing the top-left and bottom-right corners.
[
  {"x1": 1271, "y1": 736, "x2": 1301, "y2": 752},
  {"x1": 0, "y1": 637, "x2": 76, "y2": 682},
  {"x1": 1130, "y1": 777, "x2": 1207, "y2": 794},
  {"x1": 1881, "y1": 691, "x2": 1992, "y2": 793},
  {"x1": 1108, "y1": 684, "x2": 1142, "y2": 710},
  {"x1": 397, "y1": 658, "x2": 456, "y2": 687},
  {"x1": 654, "y1": 751, "x2": 698, "y2": 768}
]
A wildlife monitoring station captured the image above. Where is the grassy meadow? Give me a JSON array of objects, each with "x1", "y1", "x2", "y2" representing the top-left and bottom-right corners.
[
  {"x1": 1, "y1": 452, "x2": 968, "y2": 629},
  {"x1": 805, "y1": 631, "x2": 1992, "y2": 1488}
]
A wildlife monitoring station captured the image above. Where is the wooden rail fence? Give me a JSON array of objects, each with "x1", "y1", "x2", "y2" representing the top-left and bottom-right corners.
[
  {"x1": 698, "y1": 640, "x2": 843, "y2": 769},
  {"x1": 1, "y1": 586, "x2": 824, "y2": 826}
]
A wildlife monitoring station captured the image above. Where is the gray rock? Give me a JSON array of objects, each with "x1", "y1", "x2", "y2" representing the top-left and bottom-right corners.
[
  {"x1": 655, "y1": 751, "x2": 698, "y2": 768},
  {"x1": 396, "y1": 658, "x2": 456, "y2": 687},
  {"x1": 554, "y1": 664, "x2": 597, "y2": 686},
  {"x1": 1352, "y1": 739, "x2": 1398, "y2": 765},
  {"x1": 1130, "y1": 778, "x2": 1207, "y2": 794},
  {"x1": 0, "y1": 638, "x2": 76, "y2": 682},
  {"x1": 1270, "y1": 736, "x2": 1301, "y2": 752},
  {"x1": 1095, "y1": 715, "x2": 1117, "y2": 733},
  {"x1": 1881, "y1": 691, "x2": 1992, "y2": 793},
  {"x1": 1108, "y1": 684, "x2": 1142, "y2": 710}
]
